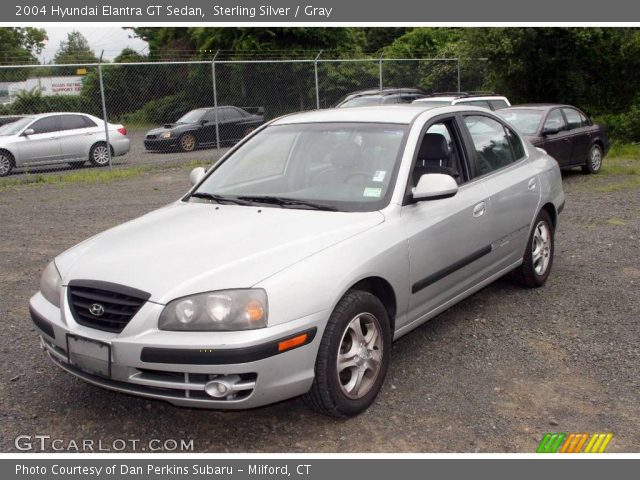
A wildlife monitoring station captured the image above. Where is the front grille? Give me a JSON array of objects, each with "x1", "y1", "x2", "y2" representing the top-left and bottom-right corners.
[
  {"x1": 68, "y1": 281, "x2": 150, "y2": 333},
  {"x1": 146, "y1": 134, "x2": 157, "y2": 139}
]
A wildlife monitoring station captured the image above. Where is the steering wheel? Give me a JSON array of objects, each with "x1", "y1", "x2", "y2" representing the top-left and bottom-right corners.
[{"x1": 343, "y1": 171, "x2": 373, "y2": 185}]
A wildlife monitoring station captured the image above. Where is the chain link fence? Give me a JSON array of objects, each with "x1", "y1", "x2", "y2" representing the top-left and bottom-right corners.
[{"x1": 0, "y1": 57, "x2": 488, "y2": 180}]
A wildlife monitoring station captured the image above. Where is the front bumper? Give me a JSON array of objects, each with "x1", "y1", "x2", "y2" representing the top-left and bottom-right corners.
[
  {"x1": 144, "y1": 137, "x2": 179, "y2": 151},
  {"x1": 29, "y1": 291, "x2": 326, "y2": 409}
]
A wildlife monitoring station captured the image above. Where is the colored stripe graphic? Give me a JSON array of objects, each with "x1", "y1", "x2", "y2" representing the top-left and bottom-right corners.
[
  {"x1": 584, "y1": 433, "x2": 613, "y2": 453},
  {"x1": 538, "y1": 432, "x2": 614, "y2": 453},
  {"x1": 537, "y1": 433, "x2": 566, "y2": 453}
]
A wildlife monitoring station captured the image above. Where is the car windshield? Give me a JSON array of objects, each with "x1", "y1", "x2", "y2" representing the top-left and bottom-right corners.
[
  {"x1": 192, "y1": 122, "x2": 408, "y2": 212},
  {"x1": 338, "y1": 97, "x2": 383, "y2": 108},
  {"x1": 177, "y1": 109, "x2": 206, "y2": 124},
  {"x1": 0, "y1": 116, "x2": 32, "y2": 136},
  {"x1": 497, "y1": 109, "x2": 544, "y2": 135}
]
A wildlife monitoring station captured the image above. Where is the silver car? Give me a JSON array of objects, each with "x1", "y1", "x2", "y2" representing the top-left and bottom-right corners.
[
  {"x1": 30, "y1": 105, "x2": 564, "y2": 417},
  {"x1": 0, "y1": 112, "x2": 130, "y2": 176}
]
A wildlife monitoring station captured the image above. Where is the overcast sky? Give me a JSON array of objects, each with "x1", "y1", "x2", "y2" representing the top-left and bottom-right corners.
[{"x1": 40, "y1": 27, "x2": 149, "y2": 63}]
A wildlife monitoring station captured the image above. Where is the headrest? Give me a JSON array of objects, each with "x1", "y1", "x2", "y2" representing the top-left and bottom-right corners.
[{"x1": 417, "y1": 133, "x2": 449, "y2": 161}]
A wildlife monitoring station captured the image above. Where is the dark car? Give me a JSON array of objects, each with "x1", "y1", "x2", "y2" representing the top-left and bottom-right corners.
[
  {"x1": 498, "y1": 104, "x2": 609, "y2": 174},
  {"x1": 0, "y1": 115, "x2": 23, "y2": 127},
  {"x1": 335, "y1": 88, "x2": 426, "y2": 108},
  {"x1": 144, "y1": 106, "x2": 264, "y2": 152}
]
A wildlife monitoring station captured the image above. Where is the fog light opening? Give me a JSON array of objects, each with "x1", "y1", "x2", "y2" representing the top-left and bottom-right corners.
[{"x1": 204, "y1": 374, "x2": 242, "y2": 399}]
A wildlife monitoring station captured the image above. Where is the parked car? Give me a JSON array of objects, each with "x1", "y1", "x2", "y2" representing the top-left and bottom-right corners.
[
  {"x1": 144, "y1": 106, "x2": 265, "y2": 152},
  {"x1": 0, "y1": 115, "x2": 23, "y2": 127},
  {"x1": 0, "y1": 113, "x2": 129, "y2": 177},
  {"x1": 497, "y1": 104, "x2": 609, "y2": 174},
  {"x1": 413, "y1": 92, "x2": 511, "y2": 110},
  {"x1": 31, "y1": 105, "x2": 564, "y2": 417},
  {"x1": 335, "y1": 88, "x2": 426, "y2": 108}
]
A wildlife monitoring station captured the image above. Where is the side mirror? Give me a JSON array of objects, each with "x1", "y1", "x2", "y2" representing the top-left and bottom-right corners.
[
  {"x1": 189, "y1": 167, "x2": 206, "y2": 186},
  {"x1": 543, "y1": 126, "x2": 560, "y2": 136},
  {"x1": 412, "y1": 173, "x2": 458, "y2": 201},
  {"x1": 22, "y1": 128, "x2": 34, "y2": 136},
  {"x1": 200, "y1": 120, "x2": 208, "y2": 125}
]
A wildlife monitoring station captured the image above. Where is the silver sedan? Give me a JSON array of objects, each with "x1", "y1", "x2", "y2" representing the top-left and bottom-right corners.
[
  {"x1": 0, "y1": 112, "x2": 130, "y2": 176},
  {"x1": 30, "y1": 105, "x2": 564, "y2": 417}
]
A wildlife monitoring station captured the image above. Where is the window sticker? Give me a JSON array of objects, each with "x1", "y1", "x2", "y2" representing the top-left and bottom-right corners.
[
  {"x1": 372, "y1": 170, "x2": 387, "y2": 182},
  {"x1": 363, "y1": 187, "x2": 382, "y2": 198}
]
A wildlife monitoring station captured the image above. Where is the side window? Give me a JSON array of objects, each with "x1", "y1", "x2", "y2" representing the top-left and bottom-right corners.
[
  {"x1": 225, "y1": 108, "x2": 243, "y2": 121},
  {"x1": 488, "y1": 99, "x2": 508, "y2": 110},
  {"x1": 463, "y1": 115, "x2": 515, "y2": 175},
  {"x1": 505, "y1": 127, "x2": 526, "y2": 160},
  {"x1": 544, "y1": 109, "x2": 567, "y2": 132},
  {"x1": 577, "y1": 110, "x2": 591, "y2": 127},
  {"x1": 82, "y1": 116, "x2": 97, "y2": 128},
  {"x1": 203, "y1": 109, "x2": 224, "y2": 123},
  {"x1": 412, "y1": 118, "x2": 467, "y2": 185},
  {"x1": 562, "y1": 108, "x2": 582, "y2": 130},
  {"x1": 29, "y1": 116, "x2": 59, "y2": 135},
  {"x1": 59, "y1": 115, "x2": 90, "y2": 131}
]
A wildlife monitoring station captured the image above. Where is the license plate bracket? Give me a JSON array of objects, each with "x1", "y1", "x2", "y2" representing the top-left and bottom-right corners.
[{"x1": 66, "y1": 334, "x2": 112, "y2": 379}]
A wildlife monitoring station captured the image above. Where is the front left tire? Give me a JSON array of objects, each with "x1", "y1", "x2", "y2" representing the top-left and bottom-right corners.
[
  {"x1": 304, "y1": 290, "x2": 391, "y2": 418},
  {"x1": 0, "y1": 150, "x2": 14, "y2": 177}
]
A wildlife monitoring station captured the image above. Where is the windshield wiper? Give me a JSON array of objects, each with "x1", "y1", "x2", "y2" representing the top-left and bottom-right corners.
[
  {"x1": 190, "y1": 192, "x2": 255, "y2": 206},
  {"x1": 236, "y1": 195, "x2": 338, "y2": 211}
]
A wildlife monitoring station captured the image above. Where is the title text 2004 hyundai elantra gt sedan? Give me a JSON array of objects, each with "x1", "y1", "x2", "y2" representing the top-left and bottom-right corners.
[{"x1": 30, "y1": 105, "x2": 564, "y2": 417}]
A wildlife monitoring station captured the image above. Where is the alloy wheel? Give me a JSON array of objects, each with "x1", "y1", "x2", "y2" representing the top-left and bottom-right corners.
[
  {"x1": 590, "y1": 146, "x2": 602, "y2": 171},
  {"x1": 336, "y1": 313, "x2": 383, "y2": 399},
  {"x1": 0, "y1": 154, "x2": 11, "y2": 176},
  {"x1": 93, "y1": 145, "x2": 110, "y2": 165},
  {"x1": 180, "y1": 134, "x2": 196, "y2": 152},
  {"x1": 532, "y1": 220, "x2": 552, "y2": 276}
]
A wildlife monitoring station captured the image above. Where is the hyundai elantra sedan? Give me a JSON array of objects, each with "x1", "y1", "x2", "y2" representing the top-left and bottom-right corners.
[{"x1": 30, "y1": 105, "x2": 564, "y2": 417}]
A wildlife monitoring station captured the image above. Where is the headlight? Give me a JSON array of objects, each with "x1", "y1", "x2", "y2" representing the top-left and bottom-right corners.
[
  {"x1": 159, "y1": 131, "x2": 172, "y2": 139},
  {"x1": 159, "y1": 289, "x2": 268, "y2": 331},
  {"x1": 40, "y1": 261, "x2": 62, "y2": 307}
]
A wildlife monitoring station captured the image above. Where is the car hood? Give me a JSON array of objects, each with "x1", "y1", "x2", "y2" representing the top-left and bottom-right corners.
[
  {"x1": 56, "y1": 202, "x2": 385, "y2": 304},
  {"x1": 146, "y1": 123, "x2": 195, "y2": 135}
]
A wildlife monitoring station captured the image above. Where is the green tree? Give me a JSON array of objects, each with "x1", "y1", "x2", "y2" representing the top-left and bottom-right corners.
[
  {"x1": 54, "y1": 30, "x2": 99, "y2": 65},
  {"x1": 0, "y1": 27, "x2": 47, "y2": 81}
]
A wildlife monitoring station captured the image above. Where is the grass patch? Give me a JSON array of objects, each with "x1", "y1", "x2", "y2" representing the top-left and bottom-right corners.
[
  {"x1": 0, "y1": 160, "x2": 210, "y2": 192},
  {"x1": 584, "y1": 143, "x2": 640, "y2": 192}
]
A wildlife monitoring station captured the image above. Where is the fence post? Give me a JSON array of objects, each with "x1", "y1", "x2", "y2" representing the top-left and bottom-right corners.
[
  {"x1": 98, "y1": 51, "x2": 112, "y2": 170},
  {"x1": 314, "y1": 50, "x2": 322, "y2": 110},
  {"x1": 211, "y1": 50, "x2": 221, "y2": 153},
  {"x1": 457, "y1": 58, "x2": 461, "y2": 92},
  {"x1": 379, "y1": 53, "x2": 384, "y2": 91}
]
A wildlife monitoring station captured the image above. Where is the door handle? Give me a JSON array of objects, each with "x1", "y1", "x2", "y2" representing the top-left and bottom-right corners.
[
  {"x1": 528, "y1": 178, "x2": 537, "y2": 191},
  {"x1": 473, "y1": 202, "x2": 486, "y2": 218}
]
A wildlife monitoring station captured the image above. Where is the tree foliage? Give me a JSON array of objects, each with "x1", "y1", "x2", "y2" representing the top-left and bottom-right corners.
[{"x1": 54, "y1": 30, "x2": 99, "y2": 65}]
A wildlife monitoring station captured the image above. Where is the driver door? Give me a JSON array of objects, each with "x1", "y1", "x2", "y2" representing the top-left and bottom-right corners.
[
  {"x1": 401, "y1": 116, "x2": 495, "y2": 325},
  {"x1": 16, "y1": 116, "x2": 63, "y2": 165},
  {"x1": 540, "y1": 108, "x2": 572, "y2": 166}
]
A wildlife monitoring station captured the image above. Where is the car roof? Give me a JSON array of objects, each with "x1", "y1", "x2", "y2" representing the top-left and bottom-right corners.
[
  {"x1": 505, "y1": 104, "x2": 573, "y2": 111},
  {"x1": 271, "y1": 105, "x2": 492, "y2": 126}
]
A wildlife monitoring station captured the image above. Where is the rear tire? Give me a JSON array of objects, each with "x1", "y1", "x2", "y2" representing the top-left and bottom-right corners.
[
  {"x1": 89, "y1": 143, "x2": 110, "y2": 167},
  {"x1": 0, "y1": 151, "x2": 14, "y2": 177},
  {"x1": 511, "y1": 210, "x2": 554, "y2": 288},
  {"x1": 303, "y1": 290, "x2": 391, "y2": 418},
  {"x1": 581, "y1": 144, "x2": 603, "y2": 174}
]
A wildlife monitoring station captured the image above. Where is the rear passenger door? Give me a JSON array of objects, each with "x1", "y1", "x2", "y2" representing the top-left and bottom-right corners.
[
  {"x1": 539, "y1": 108, "x2": 572, "y2": 166},
  {"x1": 562, "y1": 107, "x2": 591, "y2": 165},
  {"x1": 461, "y1": 114, "x2": 541, "y2": 270},
  {"x1": 57, "y1": 114, "x2": 97, "y2": 160}
]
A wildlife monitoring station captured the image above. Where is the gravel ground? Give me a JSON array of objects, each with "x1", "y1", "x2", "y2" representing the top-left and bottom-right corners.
[{"x1": 0, "y1": 167, "x2": 638, "y2": 453}]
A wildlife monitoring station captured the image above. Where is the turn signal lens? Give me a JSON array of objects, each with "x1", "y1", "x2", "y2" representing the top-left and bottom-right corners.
[
  {"x1": 278, "y1": 333, "x2": 308, "y2": 352},
  {"x1": 245, "y1": 299, "x2": 265, "y2": 323}
]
